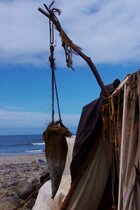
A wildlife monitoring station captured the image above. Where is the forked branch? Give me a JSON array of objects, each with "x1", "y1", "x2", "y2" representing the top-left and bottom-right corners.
[{"x1": 38, "y1": 3, "x2": 109, "y2": 97}]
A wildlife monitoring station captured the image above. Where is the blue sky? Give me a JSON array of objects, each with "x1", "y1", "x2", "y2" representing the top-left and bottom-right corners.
[{"x1": 0, "y1": 0, "x2": 140, "y2": 135}]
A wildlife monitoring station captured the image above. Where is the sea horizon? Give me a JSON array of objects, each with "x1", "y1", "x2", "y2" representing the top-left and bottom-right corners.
[
  {"x1": 0, "y1": 134, "x2": 44, "y2": 156},
  {"x1": 0, "y1": 134, "x2": 76, "y2": 156}
]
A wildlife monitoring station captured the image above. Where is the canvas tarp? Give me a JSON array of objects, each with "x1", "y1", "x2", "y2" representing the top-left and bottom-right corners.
[
  {"x1": 65, "y1": 132, "x2": 112, "y2": 210},
  {"x1": 118, "y1": 70, "x2": 140, "y2": 210},
  {"x1": 33, "y1": 137, "x2": 75, "y2": 210},
  {"x1": 71, "y1": 79, "x2": 120, "y2": 182},
  {"x1": 62, "y1": 70, "x2": 140, "y2": 210},
  {"x1": 33, "y1": 175, "x2": 71, "y2": 210}
]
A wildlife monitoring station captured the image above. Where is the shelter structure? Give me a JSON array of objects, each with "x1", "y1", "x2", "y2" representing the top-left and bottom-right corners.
[
  {"x1": 62, "y1": 69, "x2": 140, "y2": 210},
  {"x1": 33, "y1": 70, "x2": 140, "y2": 210}
]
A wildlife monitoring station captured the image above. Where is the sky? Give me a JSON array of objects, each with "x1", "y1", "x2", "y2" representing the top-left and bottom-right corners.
[{"x1": 0, "y1": 0, "x2": 140, "y2": 135}]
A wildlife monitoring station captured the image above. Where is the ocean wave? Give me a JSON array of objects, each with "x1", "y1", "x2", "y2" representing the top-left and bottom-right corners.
[
  {"x1": 0, "y1": 143, "x2": 32, "y2": 147},
  {"x1": 1, "y1": 142, "x2": 45, "y2": 147},
  {"x1": 32, "y1": 143, "x2": 45, "y2": 146},
  {"x1": 25, "y1": 149, "x2": 44, "y2": 154}
]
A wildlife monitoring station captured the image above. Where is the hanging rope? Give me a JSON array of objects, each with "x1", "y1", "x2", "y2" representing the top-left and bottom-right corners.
[
  {"x1": 54, "y1": 73, "x2": 62, "y2": 123},
  {"x1": 49, "y1": 18, "x2": 62, "y2": 123}
]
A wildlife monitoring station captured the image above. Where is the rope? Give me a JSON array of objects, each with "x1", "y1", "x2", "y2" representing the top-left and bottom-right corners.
[
  {"x1": 49, "y1": 44, "x2": 55, "y2": 123},
  {"x1": 49, "y1": 19, "x2": 62, "y2": 123},
  {"x1": 54, "y1": 73, "x2": 62, "y2": 123}
]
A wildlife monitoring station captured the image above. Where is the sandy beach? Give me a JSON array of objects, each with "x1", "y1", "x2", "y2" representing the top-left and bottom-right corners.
[
  {"x1": 0, "y1": 154, "x2": 45, "y2": 165},
  {"x1": 0, "y1": 154, "x2": 47, "y2": 210}
]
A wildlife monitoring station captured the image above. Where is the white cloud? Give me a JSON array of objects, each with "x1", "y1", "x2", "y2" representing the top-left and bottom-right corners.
[
  {"x1": 0, "y1": 0, "x2": 140, "y2": 65},
  {"x1": 0, "y1": 108, "x2": 80, "y2": 129}
]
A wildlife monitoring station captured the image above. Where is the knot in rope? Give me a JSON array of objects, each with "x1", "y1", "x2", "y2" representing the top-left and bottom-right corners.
[{"x1": 49, "y1": 45, "x2": 55, "y2": 70}]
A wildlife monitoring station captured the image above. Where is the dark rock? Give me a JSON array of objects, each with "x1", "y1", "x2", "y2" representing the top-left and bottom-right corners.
[
  {"x1": 27, "y1": 177, "x2": 40, "y2": 190},
  {"x1": 16, "y1": 180, "x2": 35, "y2": 200}
]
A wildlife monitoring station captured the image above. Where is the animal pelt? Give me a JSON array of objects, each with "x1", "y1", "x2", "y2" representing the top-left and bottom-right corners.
[{"x1": 43, "y1": 122, "x2": 72, "y2": 199}]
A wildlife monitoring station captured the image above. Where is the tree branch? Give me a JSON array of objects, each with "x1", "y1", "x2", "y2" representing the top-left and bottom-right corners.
[{"x1": 38, "y1": 6, "x2": 109, "y2": 97}]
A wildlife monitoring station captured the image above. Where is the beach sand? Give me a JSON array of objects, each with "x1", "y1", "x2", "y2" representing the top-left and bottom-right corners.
[
  {"x1": 0, "y1": 154, "x2": 45, "y2": 165},
  {"x1": 0, "y1": 154, "x2": 47, "y2": 210}
]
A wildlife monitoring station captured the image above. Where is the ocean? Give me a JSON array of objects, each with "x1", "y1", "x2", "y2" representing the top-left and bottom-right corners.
[{"x1": 0, "y1": 135, "x2": 45, "y2": 156}]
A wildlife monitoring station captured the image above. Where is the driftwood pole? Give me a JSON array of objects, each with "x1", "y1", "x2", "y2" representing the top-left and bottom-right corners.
[{"x1": 38, "y1": 4, "x2": 110, "y2": 97}]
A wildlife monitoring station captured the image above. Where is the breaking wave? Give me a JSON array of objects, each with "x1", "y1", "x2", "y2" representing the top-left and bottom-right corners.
[
  {"x1": 25, "y1": 149, "x2": 44, "y2": 154},
  {"x1": 32, "y1": 143, "x2": 45, "y2": 146}
]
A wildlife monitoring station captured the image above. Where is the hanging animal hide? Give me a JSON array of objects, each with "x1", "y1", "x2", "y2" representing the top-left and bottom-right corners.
[{"x1": 43, "y1": 122, "x2": 72, "y2": 199}]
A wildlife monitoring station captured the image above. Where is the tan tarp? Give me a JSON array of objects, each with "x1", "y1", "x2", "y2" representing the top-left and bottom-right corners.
[
  {"x1": 63, "y1": 137, "x2": 75, "y2": 175},
  {"x1": 33, "y1": 175, "x2": 71, "y2": 210},
  {"x1": 33, "y1": 137, "x2": 75, "y2": 210},
  {"x1": 66, "y1": 134, "x2": 112, "y2": 210},
  {"x1": 64, "y1": 70, "x2": 140, "y2": 210},
  {"x1": 118, "y1": 70, "x2": 140, "y2": 210}
]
